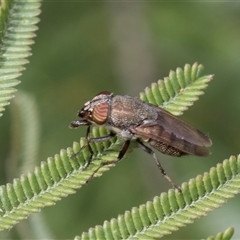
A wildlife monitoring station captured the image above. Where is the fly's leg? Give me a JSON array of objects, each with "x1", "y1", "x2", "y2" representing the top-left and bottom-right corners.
[
  {"x1": 71, "y1": 125, "x2": 91, "y2": 159},
  {"x1": 71, "y1": 127, "x2": 116, "y2": 169},
  {"x1": 84, "y1": 130, "x2": 116, "y2": 169},
  {"x1": 137, "y1": 139, "x2": 181, "y2": 191},
  {"x1": 85, "y1": 140, "x2": 131, "y2": 183},
  {"x1": 70, "y1": 119, "x2": 92, "y2": 163},
  {"x1": 82, "y1": 125, "x2": 93, "y2": 169}
]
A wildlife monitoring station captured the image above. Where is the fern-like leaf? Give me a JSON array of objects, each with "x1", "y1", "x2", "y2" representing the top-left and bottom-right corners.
[
  {"x1": 0, "y1": 0, "x2": 41, "y2": 117},
  {"x1": 76, "y1": 156, "x2": 240, "y2": 239},
  {"x1": 140, "y1": 62, "x2": 213, "y2": 115},
  {"x1": 0, "y1": 126, "x2": 122, "y2": 231}
]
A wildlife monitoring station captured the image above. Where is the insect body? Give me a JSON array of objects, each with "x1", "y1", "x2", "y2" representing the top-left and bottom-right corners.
[{"x1": 70, "y1": 92, "x2": 212, "y2": 189}]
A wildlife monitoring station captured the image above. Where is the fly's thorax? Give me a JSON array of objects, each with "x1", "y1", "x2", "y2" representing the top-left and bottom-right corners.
[{"x1": 108, "y1": 95, "x2": 158, "y2": 128}]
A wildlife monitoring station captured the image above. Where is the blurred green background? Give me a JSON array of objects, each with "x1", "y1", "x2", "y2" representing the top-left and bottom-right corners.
[{"x1": 1, "y1": 1, "x2": 240, "y2": 239}]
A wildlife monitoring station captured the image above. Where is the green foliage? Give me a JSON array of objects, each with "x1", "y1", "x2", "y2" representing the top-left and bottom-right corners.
[
  {"x1": 75, "y1": 156, "x2": 239, "y2": 239},
  {"x1": 0, "y1": 125, "x2": 122, "y2": 231},
  {"x1": 0, "y1": 0, "x2": 41, "y2": 117},
  {"x1": 0, "y1": 2, "x2": 238, "y2": 239},
  {"x1": 140, "y1": 63, "x2": 213, "y2": 115}
]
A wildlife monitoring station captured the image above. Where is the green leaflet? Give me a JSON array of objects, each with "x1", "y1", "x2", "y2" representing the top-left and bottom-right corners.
[
  {"x1": 140, "y1": 63, "x2": 213, "y2": 115},
  {"x1": 0, "y1": 0, "x2": 41, "y2": 117}
]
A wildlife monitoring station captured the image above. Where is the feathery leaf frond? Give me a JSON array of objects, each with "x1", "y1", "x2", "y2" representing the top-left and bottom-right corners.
[
  {"x1": 0, "y1": 126, "x2": 121, "y2": 231},
  {"x1": 140, "y1": 62, "x2": 213, "y2": 115},
  {"x1": 0, "y1": 0, "x2": 41, "y2": 117},
  {"x1": 76, "y1": 156, "x2": 240, "y2": 239}
]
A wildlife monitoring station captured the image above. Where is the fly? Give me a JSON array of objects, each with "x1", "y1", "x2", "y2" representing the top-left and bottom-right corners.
[{"x1": 69, "y1": 91, "x2": 212, "y2": 190}]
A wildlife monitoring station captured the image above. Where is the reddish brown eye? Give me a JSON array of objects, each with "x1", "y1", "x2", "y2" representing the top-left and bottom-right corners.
[{"x1": 92, "y1": 102, "x2": 109, "y2": 124}]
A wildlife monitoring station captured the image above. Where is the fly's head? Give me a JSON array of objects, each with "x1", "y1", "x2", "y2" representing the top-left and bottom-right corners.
[{"x1": 78, "y1": 91, "x2": 112, "y2": 125}]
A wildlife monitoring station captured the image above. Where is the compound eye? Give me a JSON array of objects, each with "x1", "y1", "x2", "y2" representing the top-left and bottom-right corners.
[{"x1": 92, "y1": 102, "x2": 109, "y2": 124}]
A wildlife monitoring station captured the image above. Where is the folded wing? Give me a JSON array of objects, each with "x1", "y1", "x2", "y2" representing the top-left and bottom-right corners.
[{"x1": 130, "y1": 104, "x2": 212, "y2": 156}]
